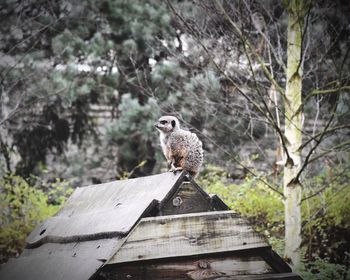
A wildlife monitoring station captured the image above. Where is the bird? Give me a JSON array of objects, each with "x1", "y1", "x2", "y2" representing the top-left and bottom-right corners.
[{"x1": 155, "y1": 116, "x2": 203, "y2": 177}]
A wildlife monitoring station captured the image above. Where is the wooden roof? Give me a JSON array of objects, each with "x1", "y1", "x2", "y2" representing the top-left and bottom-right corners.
[
  {"x1": 26, "y1": 171, "x2": 187, "y2": 247},
  {"x1": 0, "y1": 172, "x2": 189, "y2": 280},
  {"x1": 0, "y1": 171, "x2": 303, "y2": 280},
  {"x1": 109, "y1": 211, "x2": 269, "y2": 264}
]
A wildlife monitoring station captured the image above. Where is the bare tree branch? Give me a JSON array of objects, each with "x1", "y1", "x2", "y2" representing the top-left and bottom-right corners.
[
  {"x1": 304, "y1": 85, "x2": 350, "y2": 102},
  {"x1": 181, "y1": 117, "x2": 284, "y2": 197},
  {"x1": 213, "y1": 0, "x2": 286, "y2": 98},
  {"x1": 307, "y1": 140, "x2": 350, "y2": 165},
  {"x1": 300, "y1": 124, "x2": 350, "y2": 150}
]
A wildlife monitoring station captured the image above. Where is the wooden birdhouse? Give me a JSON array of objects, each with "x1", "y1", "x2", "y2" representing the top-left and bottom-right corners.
[{"x1": 0, "y1": 172, "x2": 303, "y2": 280}]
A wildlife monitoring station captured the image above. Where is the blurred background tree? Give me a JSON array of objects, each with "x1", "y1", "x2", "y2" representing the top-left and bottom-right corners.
[{"x1": 0, "y1": 0, "x2": 349, "y2": 278}]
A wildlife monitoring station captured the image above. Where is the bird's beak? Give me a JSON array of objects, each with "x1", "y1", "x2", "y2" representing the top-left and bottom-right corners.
[{"x1": 154, "y1": 123, "x2": 160, "y2": 129}]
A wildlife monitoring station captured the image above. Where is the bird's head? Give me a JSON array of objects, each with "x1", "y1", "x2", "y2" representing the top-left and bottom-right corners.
[{"x1": 154, "y1": 116, "x2": 180, "y2": 134}]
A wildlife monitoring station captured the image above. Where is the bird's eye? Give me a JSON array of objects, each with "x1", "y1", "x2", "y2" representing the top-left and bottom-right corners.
[{"x1": 160, "y1": 120, "x2": 167, "y2": 125}]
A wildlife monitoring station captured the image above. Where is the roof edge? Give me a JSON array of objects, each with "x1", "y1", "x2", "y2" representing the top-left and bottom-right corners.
[
  {"x1": 157, "y1": 171, "x2": 189, "y2": 209},
  {"x1": 25, "y1": 231, "x2": 127, "y2": 249}
]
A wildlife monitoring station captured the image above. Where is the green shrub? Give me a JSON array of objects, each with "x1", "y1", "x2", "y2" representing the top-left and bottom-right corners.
[
  {"x1": 0, "y1": 175, "x2": 72, "y2": 263},
  {"x1": 199, "y1": 165, "x2": 284, "y2": 229},
  {"x1": 300, "y1": 257, "x2": 350, "y2": 280},
  {"x1": 199, "y1": 165, "x2": 285, "y2": 253},
  {"x1": 302, "y1": 165, "x2": 350, "y2": 264},
  {"x1": 199, "y1": 164, "x2": 350, "y2": 274}
]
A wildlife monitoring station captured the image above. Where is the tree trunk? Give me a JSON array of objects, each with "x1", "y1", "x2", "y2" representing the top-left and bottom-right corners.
[{"x1": 283, "y1": 0, "x2": 304, "y2": 270}]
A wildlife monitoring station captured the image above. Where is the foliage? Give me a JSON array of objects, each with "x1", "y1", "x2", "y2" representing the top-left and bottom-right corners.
[
  {"x1": 106, "y1": 94, "x2": 160, "y2": 177},
  {"x1": 199, "y1": 163, "x2": 350, "y2": 269},
  {"x1": 300, "y1": 257, "x2": 350, "y2": 280},
  {"x1": 0, "y1": 175, "x2": 72, "y2": 263},
  {"x1": 0, "y1": 0, "x2": 175, "y2": 179},
  {"x1": 302, "y1": 164, "x2": 350, "y2": 263},
  {"x1": 199, "y1": 165, "x2": 284, "y2": 248},
  {"x1": 200, "y1": 166, "x2": 284, "y2": 227},
  {"x1": 0, "y1": 0, "x2": 349, "y2": 274}
]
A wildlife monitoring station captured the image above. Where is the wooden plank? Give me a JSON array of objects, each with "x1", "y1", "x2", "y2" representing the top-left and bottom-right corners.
[
  {"x1": 109, "y1": 211, "x2": 268, "y2": 264},
  {"x1": 0, "y1": 239, "x2": 122, "y2": 280},
  {"x1": 5, "y1": 172, "x2": 187, "y2": 280},
  {"x1": 26, "y1": 172, "x2": 185, "y2": 247},
  {"x1": 160, "y1": 182, "x2": 214, "y2": 215},
  {"x1": 259, "y1": 247, "x2": 292, "y2": 273},
  {"x1": 188, "y1": 176, "x2": 229, "y2": 211},
  {"x1": 210, "y1": 194, "x2": 230, "y2": 211},
  {"x1": 204, "y1": 272, "x2": 303, "y2": 279},
  {"x1": 103, "y1": 254, "x2": 273, "y2": 280}
]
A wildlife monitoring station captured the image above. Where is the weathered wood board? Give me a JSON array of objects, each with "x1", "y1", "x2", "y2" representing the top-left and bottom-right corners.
[
  {"x1": 217, "y1": 273, "x2": 302, "y2": 279},
  {"x1": 109, "y1": 211, "x2": 268, "y2": 264},
  {"x1": 1, "y1": 171, "x2": 302, "y2": 280},
  {"x1": 0, "y1": 239, "x2": 121, "y2": 280},
  {"x1": 103, "y1": 254, "x2": 273, "y2": 280},
  {"x1": 160, "y1": 182, "x2": 214, "y2": 215},
  {"x1": 259, "y1": 247, "x2": 293, "y2": 273},
  {"x1": 0, "y1": 172, "x2": 188, "y2": 280},
  {"x1": 26, "y1": 172, "x2": 185, "y2": 248},
  {"x1": 209, "y1": 194, "x2": 230, "y2": 211}
]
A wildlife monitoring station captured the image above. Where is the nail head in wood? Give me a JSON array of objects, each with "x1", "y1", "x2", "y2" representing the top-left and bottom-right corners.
[
  {"x1": 172, "y1": 196, "x2": 183, "y2": 207},
  {"x1": 198, "y1": 260, "x2": 209, "y2": 269}
]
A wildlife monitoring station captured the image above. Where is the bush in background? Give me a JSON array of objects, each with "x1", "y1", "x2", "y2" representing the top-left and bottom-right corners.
[
  {"x1": 198, "y1": 164, "x2": 350, "y2": 278},
  {"x1": 0, "y1": 175, "x2": 72, "y2": 263}
]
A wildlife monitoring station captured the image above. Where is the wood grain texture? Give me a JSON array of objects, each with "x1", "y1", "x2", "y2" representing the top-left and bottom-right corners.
[
  {"x1": 260, "y1": 247, "x2": 292, "y2": 273},
  {"x1": 2, "y1": 172, "x2": 187, "y2": 280},
  {"x1": 102, "y1": 254, "x2": 273, "y2": 280},
  {"x1": 2, "y1": 171, "x2": 298, "y2": 280},
  {"x1": 160, "y1": 182, "x2": 214, "y2": 215},
  {"x1": 109, "y1": 211, "x2": 268, "y2": 264},
  {"x1": 203, "y1": 272, "x2": 303, "y2": 279},
  {"x1": 0, "y1": 239, "x2": 121, "y2": 280},
  {"x1": 26, "y1": 172, "x2": 185, "y2": 247},
  {"x1": 209, "y1": 194, "x2": 230, "y2": 211}
]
